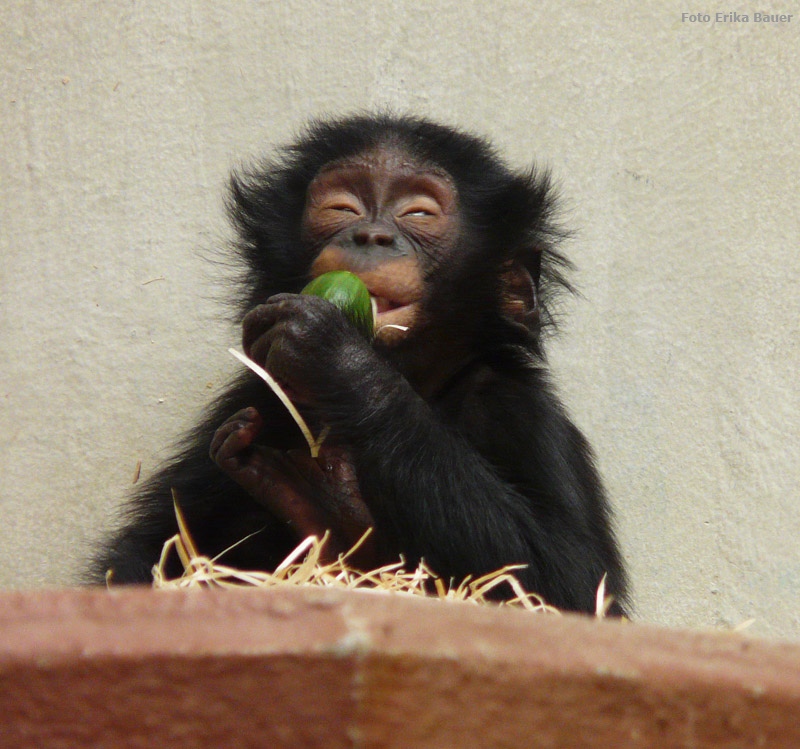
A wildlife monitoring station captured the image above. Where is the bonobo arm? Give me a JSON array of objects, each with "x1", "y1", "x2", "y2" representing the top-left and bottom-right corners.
[
  {"x1": 244, "y1": 293, "x2": 626, "y2": 613},
  {"x1": 320, "y1": 358, "x2": 624, "y2": 612}
]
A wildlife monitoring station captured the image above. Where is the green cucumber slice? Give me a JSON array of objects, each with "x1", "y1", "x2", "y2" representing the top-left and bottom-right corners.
[{"x1": 301, "y1": 271, "x2": 375, "y2": 340}]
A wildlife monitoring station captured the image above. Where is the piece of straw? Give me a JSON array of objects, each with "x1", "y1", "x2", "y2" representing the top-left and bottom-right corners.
[{"x1": 228, "y1": 348, "x2": 326, "y2": 457}]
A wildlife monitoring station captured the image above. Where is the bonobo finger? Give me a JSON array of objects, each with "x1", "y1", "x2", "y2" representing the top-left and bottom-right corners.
[
  {"x1": 209, "y1": 421, "x2": 239, "y2": 457},
  {"x1": 220, "y1": 407, "x2": 262, "y2": 430},
  {"x1": 215, "y1": 425, "x2": 256, "y2": 465},
  {"x1": 242, "y1": 295, "x2": 304, "y2": 355},
  {"x1": 242, "y1": 305, "x2": 281, "y2": 357},
  {"x1": 246, "y1": 322, "x2": 287, "y2": 367},
  {"x1": 218, "y1": 445, "x2": 296, "y2": 502},
  {"x1": 265, "y1": 292, "x2": 301, "y2": 305},
  {"x1": 209, "y1": 408, "x2": 262, "y2": 461}
]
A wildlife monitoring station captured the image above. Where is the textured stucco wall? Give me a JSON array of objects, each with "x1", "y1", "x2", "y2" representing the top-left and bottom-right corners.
[{"x1": 1, "y1": 1, "x2": 798, "y2": 638}]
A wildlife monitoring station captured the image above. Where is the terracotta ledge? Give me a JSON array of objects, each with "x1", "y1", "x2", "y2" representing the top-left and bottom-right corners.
[{"x1": 1, "y1": 587, "x2": 799, "y2": 747}]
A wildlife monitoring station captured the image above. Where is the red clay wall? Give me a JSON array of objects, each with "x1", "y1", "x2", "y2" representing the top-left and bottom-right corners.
[{"x1": 1, "y1": 587, "x2": 799, "y2": 747}]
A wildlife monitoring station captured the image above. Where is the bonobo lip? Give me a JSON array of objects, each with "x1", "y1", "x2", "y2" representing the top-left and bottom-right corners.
[
  {"x1": 371, "y1": 295, "x2": 402, "y2": 314},
  {"x1": 368, "y1": 293, "x2": 419, "y2": 338}
]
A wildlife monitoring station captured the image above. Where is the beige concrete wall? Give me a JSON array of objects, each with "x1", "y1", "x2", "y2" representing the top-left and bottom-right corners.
[{"x1": 1, "y1": 1, "x2": 798, "y2": 638}]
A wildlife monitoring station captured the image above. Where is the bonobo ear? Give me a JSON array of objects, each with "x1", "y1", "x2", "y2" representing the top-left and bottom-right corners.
[{"x1": 500, "y1": 259, "x2": 539, "y2": 329}]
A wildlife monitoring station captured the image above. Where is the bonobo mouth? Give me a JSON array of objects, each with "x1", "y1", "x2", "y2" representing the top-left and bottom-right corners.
[
  {"x1": 306, "y1": 249, "x2": 422, "y2": 341},
  {"x1": 369, "y1": 292, "x2": 419, "y2": 339},
  {"x1": 372, "y1": 295, "x2": 401, "y2": 315}
]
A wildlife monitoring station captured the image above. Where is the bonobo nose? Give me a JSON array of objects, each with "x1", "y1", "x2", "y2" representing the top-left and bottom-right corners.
[{"x1": 352, "y1": 225, "x2": 395, "y2": 248}]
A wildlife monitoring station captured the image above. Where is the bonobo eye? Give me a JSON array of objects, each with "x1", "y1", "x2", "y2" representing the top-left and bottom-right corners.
[
  {"x1": 316, "y1": 191, "x2": 362, "y2": 215},
  {"x1": 324, "y1": 203, "x2": 360, "y2": 214},
  {"x1": 397, "y1": 196, "x2": 441, "y2": 219}
]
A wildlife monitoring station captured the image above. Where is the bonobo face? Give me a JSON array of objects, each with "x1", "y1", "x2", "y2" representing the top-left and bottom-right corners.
[{"x1": 302, "y1": 148, "x2": 459, "y2": 342}]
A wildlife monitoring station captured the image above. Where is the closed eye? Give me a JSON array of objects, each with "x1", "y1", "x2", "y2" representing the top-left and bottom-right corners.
[
  {"x1": 398, "y1": 197, "x2": 441, "y2": 218},
  {"x1": 325, "y1": 203, "x2": 359, "y2": 214},
  {"x1": 316, "y1": 191, "x2": 363, "y2": 215}
]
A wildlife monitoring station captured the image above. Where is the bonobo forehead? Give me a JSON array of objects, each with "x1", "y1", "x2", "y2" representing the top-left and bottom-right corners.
[{"x1": 310, "y1": 147, "x2": 458, "y2": 210}]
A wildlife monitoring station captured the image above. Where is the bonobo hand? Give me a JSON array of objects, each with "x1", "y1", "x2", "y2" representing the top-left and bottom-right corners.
[
  {"x1": 210, "y1": 406, "x2": 383, "y2": 566},
  {"x1": 242, "y1": 293, "x2": 375, "y2": 407}
]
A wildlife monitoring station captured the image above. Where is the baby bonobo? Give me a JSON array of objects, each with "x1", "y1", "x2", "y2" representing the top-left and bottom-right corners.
[{"x1": 91, "y1": 114, "x2": 627, "y2": 615}]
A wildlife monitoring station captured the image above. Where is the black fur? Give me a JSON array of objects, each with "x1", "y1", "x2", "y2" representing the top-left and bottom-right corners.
[{"x1": 91, "y1": 114, "x2": 627, "y2": 614}]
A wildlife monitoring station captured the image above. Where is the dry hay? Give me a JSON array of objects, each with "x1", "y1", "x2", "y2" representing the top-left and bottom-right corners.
[{"x1": 150, "y1": 499, "x2": 617, "y2": 617}]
